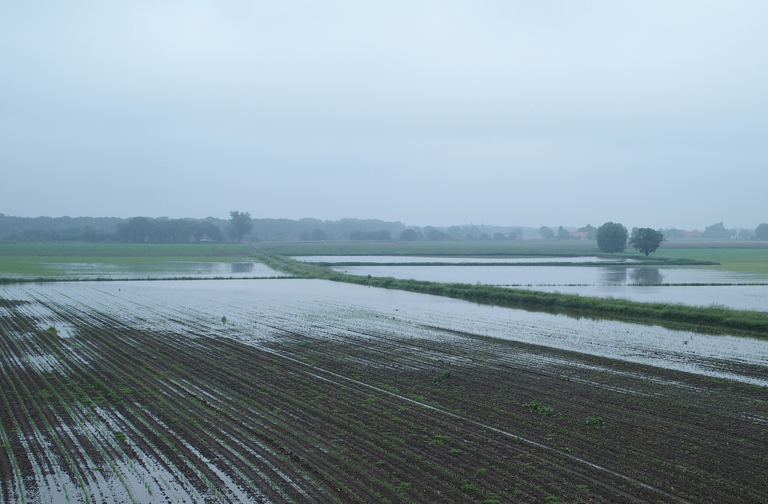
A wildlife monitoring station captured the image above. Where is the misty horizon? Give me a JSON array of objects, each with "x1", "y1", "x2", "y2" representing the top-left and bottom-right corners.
[
  {"x1": 1, "y1": 212, "x2": 762, "y2": 239},
  {"x1": 2, "y1": 2, "x2": 767, "y2": 228}
]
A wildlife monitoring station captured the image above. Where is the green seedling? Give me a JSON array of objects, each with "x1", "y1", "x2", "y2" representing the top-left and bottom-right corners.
[
  {"x1": 432, "y1": 370, "x2": 452, "y2": 384},
  {"x1": 523, "y1": 400, "x2": 554, "y2": 416},
  {"x1": 586, "y1": 416, "x2": 605, "y2": 427}
]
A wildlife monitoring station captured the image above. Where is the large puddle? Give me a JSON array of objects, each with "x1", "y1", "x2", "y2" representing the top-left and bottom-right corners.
[
  {"x1": 5, "y1": 279, "x2": 767, "y2": 385},
  {"x1": 12, "y1": 261, "x2": 288, "y2": 280},
  {"x1": 293, "y1": 255, "x2": 636, "y2": 264},
  {"x1": 330, "y1": 264, "x2": 768, "y2": 311}
]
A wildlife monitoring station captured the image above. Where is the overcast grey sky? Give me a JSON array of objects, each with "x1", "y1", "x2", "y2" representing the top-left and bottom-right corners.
[{"x1": 2, "y1": 1, "x2": 767, "y2": 229}]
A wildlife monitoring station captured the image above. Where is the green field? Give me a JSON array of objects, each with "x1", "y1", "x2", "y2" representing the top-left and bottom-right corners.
[
  {"x1": 260, "y1": 239, "x2": 601, "y2": 257},
  {"x1": 3, "y1": 240, "x2": 767, "y2": 277},
  {"x1": 0, "y1": 243, "x2": 251, "y2": 278},
  {"x1": 653, "y1": 247, "x2": 768, "y2": 274}
]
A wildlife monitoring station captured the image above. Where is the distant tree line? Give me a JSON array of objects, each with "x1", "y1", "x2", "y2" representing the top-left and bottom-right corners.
[
  {"x1": 660, "y1": 222, "x2": 768, "y2": 241},
  {"x1": 0, "y1": 214, "x2": 540, "y2": 243},
  {"x1": 2, "y1": 212, "x2": 766, "y2": 243},
  {"x1": 349, "y1": 230, "x2": 392, "y2": 240},
  {"x1": 116, "y1": 217, "x2": 224, "y2": 243},
  {"x1": 5, "y1": 226, "x2": 115, "y2": 243},
  {"x1": 0, "y1": 219, "x2": 226, "y2": 244}
]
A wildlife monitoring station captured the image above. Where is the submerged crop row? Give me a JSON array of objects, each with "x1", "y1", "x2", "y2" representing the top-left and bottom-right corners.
[{"x1": 1, "y1": 283, "x2": 767, "y2": 503}]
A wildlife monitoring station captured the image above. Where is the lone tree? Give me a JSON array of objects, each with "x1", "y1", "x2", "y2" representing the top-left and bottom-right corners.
[
  {"x1": 628, "y1": 228, "x2": 665, "y2": 256},
  {"x1": 539, "y1": 226, "x2": 555, "y2": 239},
  {"x1": 229, "y1": 211, "x2": 253, "y2": 242},
  {"x1": 596, "y1": 222, "x2": 628, "y2": 253},
  {"x1": 756, "y1": 223, "x2": 768, "y2": 240}
]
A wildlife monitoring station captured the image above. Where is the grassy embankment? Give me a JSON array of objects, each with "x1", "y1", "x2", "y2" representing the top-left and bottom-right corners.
[
  {"x1": 0, "y1": 242, "x2": 251, "y2": 279},
  {"x1": 252, "y1": 246, "x2": 768, "y2": 339}
]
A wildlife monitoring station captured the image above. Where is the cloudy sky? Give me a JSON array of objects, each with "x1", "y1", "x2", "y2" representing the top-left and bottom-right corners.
[{"x1": 2, "y1": 1, "x2": 767, "y2": 229}]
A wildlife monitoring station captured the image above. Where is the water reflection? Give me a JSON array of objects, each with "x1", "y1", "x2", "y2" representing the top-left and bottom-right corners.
[
  {"x1": 32, "y1": 261, "x2": 282, "y2": 279},
  {"x1": 629, "y1": 268, "x2": 664, "y2": 285},
  {"x1": 229, "y1": 262, "x2": 255, "y2": 273},
  {"x1": 600, "y1": 267, "x2": 627, "y2": 284}
]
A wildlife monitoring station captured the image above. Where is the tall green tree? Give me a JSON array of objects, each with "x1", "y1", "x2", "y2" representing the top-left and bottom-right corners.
[
  {"x1": 628, "y1": 228, "x2": 665, "y2": 256},
  {"x1": 539, "y1": 226, "x2": 555, "y2": 239},
  {"x1": 229, "y1": 211, "x2": 253, "y2": 242},
  {"x1": 596, "y1": 222, "x2": 628, "y2": 253},
  {"x1": 702, "y1": 222, "x2": 734, "y2": 239},
  {"x1": 756, "y1": 223, "x2": 768, "y2": 240}
]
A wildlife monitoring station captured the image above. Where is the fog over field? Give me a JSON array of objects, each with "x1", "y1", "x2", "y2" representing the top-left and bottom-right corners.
[{"x1": 2, "y1": 1, "x2": 767, "y2": 228}]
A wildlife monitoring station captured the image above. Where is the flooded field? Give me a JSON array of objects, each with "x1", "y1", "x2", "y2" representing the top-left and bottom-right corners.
[
  {"x1": 1, "y1": 279, "x2": 767, "y2": 503},
  {"x1": 2, "y1": 261, "x2": 288, "y2": 280},
  {"x1": 294, "y1": 255, "x2": 634, "y2": 264},
  {"x1": 332, "y1": 263, "x2": 768, "y2": 311},
  {"x1": 8, "y1": 279, "x2": 767, "y2": 383}
]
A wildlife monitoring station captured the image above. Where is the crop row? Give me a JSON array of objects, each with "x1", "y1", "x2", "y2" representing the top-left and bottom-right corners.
[{"x1": 2, "y1": 288, "x2": 768, "y2": 503}]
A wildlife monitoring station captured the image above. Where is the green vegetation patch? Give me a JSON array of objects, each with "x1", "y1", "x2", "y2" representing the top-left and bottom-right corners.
[
  {"x1": 586, "y1": 416, "x2": 605, "y2": 427},
  {"x1": 523, "y1": 400, "x2": 554, "y2": 416},
  {"x1": 652, "y1": 248, "x2": 768, "y2": 274}
]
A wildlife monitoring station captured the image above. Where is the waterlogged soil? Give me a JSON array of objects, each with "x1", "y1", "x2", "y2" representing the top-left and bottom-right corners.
[
  {"x1": 333, "y1": 264, "x2": 768, "y2": 311},
  {"x1": 1, "y1": 279, "x2": 767, "y2": 503},
  {"x1": 4, "y1": 261, "x2": 288, "y2": 280}
]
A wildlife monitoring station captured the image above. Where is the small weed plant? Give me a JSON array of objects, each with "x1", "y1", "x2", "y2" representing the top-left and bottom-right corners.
[
  {"x1": 432, "y1": 370, "x2": 452, "y2": 384},
  {"x1": 586, "y1": 416, "x2": 605, "y2": 427},
  {"x1": 523, "y1": 400, "x2": 554, "y2": 416}
]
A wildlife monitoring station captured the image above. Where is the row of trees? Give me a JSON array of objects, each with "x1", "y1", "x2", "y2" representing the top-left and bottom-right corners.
[
  {"x1": 7, "y1": 226, "x2": 114, "y2": 243},
  {"x1": 349, "y1": 230, "x2": 392, "y2": 240},
  {"x1": 662, "y1": 222, "x2": 768, "y2": 240},
  {"x1": 0, "y1": 212, "x2": 254, "y2": 244},
  {"x1": 116, "y1": 217, "x2": 224, "y2": 243},
  {"x1": 111, "y1": 211, "x2": 253, "y2": 244},
  {"x1": 3, "y1": 220, "x2": 228, "y2": 244},
  {"x1": 595, "y1": 222, "x2": 665, "y2": 256},
  {"x1": 539, "y1": 224, "x2": 597, "y2": 240},
  {"x1": 3, "y1": 210, "x2": 766, "y2": 245}
]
